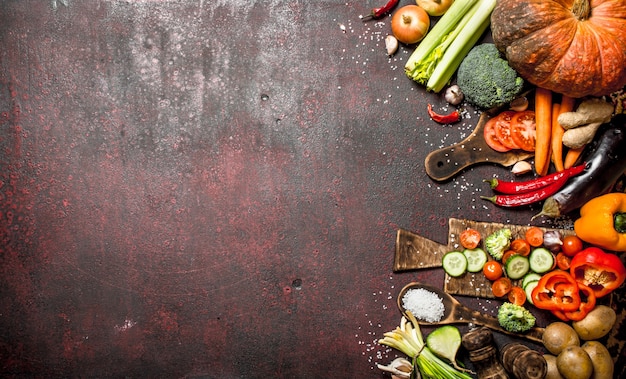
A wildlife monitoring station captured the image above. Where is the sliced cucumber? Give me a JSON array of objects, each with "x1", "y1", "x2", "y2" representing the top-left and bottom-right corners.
[
  {"x1": 505, "y1": 255, "x2": 530, "y2": 280},
  {"x1": 442, "y1": 251, "x2": 467, "y2": 277},
  {"x1": 524, "y1": 280, "x2": 539, "y2": 305},
  {"x1": 529, "y1": 247, "x2": 555, "y2": 273},
  {"x1": 463, "y1": 248, "x2": 488, "y2": 273},
  {"x1": 521, "y1": 272, "x2": 542, "y2": 289}
]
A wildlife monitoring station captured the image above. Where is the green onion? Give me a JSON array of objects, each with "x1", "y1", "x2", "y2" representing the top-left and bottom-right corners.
[{"x1": 378, "y1": 312, "x2": 474, "y2": 379}]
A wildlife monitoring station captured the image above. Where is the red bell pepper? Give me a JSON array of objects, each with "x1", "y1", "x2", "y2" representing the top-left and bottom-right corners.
[
  {"x1": 562, "y1": 283, "x2": 596, "y2": 321},
  {"x1": 569, "y1": 247, "x2": 626, "y2": 298},
  {"x1": 531, "y1": 271, "x2": 581, "y2": 312}
]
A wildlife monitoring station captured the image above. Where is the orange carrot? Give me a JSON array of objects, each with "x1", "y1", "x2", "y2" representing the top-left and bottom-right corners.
[
  {"x1": 551, "y1": 95, "x2": 577, "y2": 171},
  {"x1": 551, "y1": 103, "x2": 562, "y2": 171},
  {"x1": 564, "y1": 146, "x2": 585, "y2": 169},
  {"x1": 534, "y1": 87, "x2": 553, "y2": 176}
]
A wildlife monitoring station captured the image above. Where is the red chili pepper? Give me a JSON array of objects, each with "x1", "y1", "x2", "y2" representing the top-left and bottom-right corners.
[
  {"x1": 570, "y1": 247, "x2": 626, "y2": 298},
  {"x1": 480, "y1": 173, "x2": 570, "y2": 207},
  {"x1": 361, "y1": 0, "x2": 400, "y2": 21},
  {"x1": 427, "y1": 104, "x2": 460, "y2": 124},
  {"x1": 531, "y1": 271, "x2": 581, "y2": 312},
  {"x1": 484, "y1": 163, "x2": 586, "y2": 195}
]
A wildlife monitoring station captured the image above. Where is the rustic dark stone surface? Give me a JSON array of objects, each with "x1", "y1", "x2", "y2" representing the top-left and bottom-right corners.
[{"x1": 1, "y1": 1, "x2": 623, "y2": 378}]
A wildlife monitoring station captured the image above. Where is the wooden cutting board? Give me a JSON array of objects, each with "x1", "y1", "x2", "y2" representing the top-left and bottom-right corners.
[
  {"x1": 425, "y1": 112, "x2": 533, "y2": 182},
  {"x1": 394, "y1": 218, "x2": 574, "y2": 298}
]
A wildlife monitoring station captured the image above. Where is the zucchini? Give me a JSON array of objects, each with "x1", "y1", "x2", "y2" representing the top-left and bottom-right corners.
[
  {"x1": 529, "y1": 247, "x2": 554, "y2": 273},
  {"x1": 505, "y1": 255, "x2": 530, "y2": 280},
  {"x1": 536, "y1": 114, "x2": 626, "y2": 218},
  {"x1": 442, "y1": 251, "x2": 467, "y2": 277},
  {"x1": 463, "y1": 248, "x2": 488, "y2": 273}
]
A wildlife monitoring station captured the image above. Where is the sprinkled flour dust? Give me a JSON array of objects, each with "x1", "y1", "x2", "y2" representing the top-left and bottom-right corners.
[{"x1": 401, "y1": 288, "x2": 445, "y2": 323}]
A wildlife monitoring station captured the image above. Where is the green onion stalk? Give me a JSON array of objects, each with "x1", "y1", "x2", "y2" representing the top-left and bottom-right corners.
[
  {"x1": 404, "y1": 0, "x2": 497, "y2": 93},
  {"x1": 379, "y1": 312, "x2": 473, "y2": 379}
]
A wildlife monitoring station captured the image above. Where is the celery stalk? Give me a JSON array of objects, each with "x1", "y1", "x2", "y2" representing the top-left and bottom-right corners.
[
  {"x1": 404, "y1": 0, "x2": 479, "y2": 85},
  {"x1": 426, "y1": 0, "x2": 496, "y2": 93}
]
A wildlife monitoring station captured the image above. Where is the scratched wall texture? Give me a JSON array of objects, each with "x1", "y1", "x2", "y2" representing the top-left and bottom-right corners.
[{"x1": 3, "y1": 1, "x2": 620, "y2": 379}]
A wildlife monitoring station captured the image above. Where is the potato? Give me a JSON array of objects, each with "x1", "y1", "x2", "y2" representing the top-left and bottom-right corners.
[
  {"x1": 544, "y1": 354, "x2": 565, "y2": 379},
  {"x1": 582, "y1": 341, "x2": 614, "y2": 379},
  {"x1": 556, "y1": 346, "x2": 593, "y2": 379},
  {"x1": 543, "y1": 322, "x2": 580, "y2": 355},
  {"x1": 572, "y1": 305, "x2": 616, "y2": 341}
]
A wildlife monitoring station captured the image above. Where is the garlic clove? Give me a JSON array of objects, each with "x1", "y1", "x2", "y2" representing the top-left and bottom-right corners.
[
  {"x1": 385, "y1": 35, "x2": 398, "y2": 56},
  {"x1": 511, "y1": 161, "x2": 533, "y2": 175}
]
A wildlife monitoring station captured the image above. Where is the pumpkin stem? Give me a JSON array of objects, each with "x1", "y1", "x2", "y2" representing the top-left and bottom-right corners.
[{"x1": 571, "y1": 0, "x2": 591, "y2": 20}]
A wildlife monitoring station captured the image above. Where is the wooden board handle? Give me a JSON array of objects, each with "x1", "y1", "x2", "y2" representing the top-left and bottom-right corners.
[{"x1": 424, "y1": 113, "x2": 532, "y2": 181}]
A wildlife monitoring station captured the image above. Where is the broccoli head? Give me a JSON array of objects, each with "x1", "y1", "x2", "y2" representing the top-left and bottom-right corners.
[
  {"x1": 456, "y1": 43, "x2": 524, "y2": 109},
  {"x1": 484, "y1": 228, "x2": 512, "y2": 260},
  {"x1": 497, "y1": 302, "x2": 536, "y2": 333}
]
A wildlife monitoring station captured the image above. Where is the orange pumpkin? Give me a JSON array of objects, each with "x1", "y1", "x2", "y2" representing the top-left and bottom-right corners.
[{"x1": 491, "y1": 0, "x2": 626, "y2": 98}]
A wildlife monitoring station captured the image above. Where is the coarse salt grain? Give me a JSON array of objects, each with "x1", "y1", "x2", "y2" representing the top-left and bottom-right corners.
[{"x1": 401, "y1": 288, "x2": 445, "y2": 323}]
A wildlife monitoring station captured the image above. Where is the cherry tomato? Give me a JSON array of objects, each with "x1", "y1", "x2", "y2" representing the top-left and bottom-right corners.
[
  {"x1": 501, "y1": 250, "x2": 518, "y2": 265},
  {"x1": 483, "y1": 261, "x2": 503, "y2": 281},
  {"x1": 494, "y1": 111, "x2": 521, "y2": 150},
  {"x1": 492, "y1": 277, "x2": 512, "y2": 298},
  {"x1": 561, "y1": 235, "x2": 583, "y2": 257},
  {"x1": 484, "y1": 116, "x2": 511, "y2": 152},
  {"x1": 556, "y1": 252, "x2": 572, "y2": 270},
  {"x1": 509, "y1": 238, "x2": 531, "y2": 257},
  {"x1": 460, "y1": 228, "x2": 481, "y2": 250},
  {"x1": 391, "y1": 5, "x2": 430, "y2": 45},
  {"x1": 507, "y1": 286, "x2": 526, "y2": 306},
  {"x1": 525, "y1": 226, "x2": 544, "y2": 247},
  {"x1": 510, "y1": 110, "x2": 536, "y2": 152}
]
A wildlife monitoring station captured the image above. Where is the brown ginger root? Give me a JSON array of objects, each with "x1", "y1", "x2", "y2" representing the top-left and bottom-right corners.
[{"x1": 557, "y1": 98, "x2": 614, "y2": 129}]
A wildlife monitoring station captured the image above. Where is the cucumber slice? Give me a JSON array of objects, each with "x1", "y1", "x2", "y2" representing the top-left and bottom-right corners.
[
  {"x1": 442, "y1": 251, "x2": 467, "y2": 277},
  {"x1": 524, "y1": 280, "x2": 539, "y2": 305},
  {"x1": 505, "y1": 255, "x2": 530, "y2": 280},
  {"x1": 463, "y1": 248, "x2": 488, "y2": 273},
  {"x1": 521, "y1": 272, "x2": 542, "y2": 289},
  {"x1": 529, "y1": 247, "x2": 555, "y2": 273}
]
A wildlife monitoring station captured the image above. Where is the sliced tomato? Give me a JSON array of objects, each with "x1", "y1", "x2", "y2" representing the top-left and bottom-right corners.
[
  {"x1": 460, "y1": 228, "x2": 481, "y2": 250},
  {"x1": 510, "y1": 110, "x2": 536, "y2": 152},
  {"x1": 508, "y1": 286, "x2": 527, "y2": 306},
  {"x1": 509, "y1": 239, "x2": 531, "y2": 257},
  {"x1": 484, "y1": 116, "x2": 511, "y2": 152},
  {"x1": 556, "y1": 252, "x2": 572, "y2": 270},
  {"x1": 494, "y1": 111, "x2": 521, "y2": 150},
  {"x1": 492, "y1": 277, "x2": 512, "y2": 298}
]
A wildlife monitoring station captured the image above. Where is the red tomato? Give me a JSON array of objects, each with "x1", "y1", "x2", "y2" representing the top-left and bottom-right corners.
[
  {"x1": 508, "y1": 286, "x2": 526, "y2": 306},
  {"x1": 501, "y1": 250, "x2": 518, "y2": 265},
  {"x1": 562, "y1": 235, "x2": 584, "y2": 257},
  {"x1": 509, "y1": 238, "x2": 531, "y2": 257},
  {"x1": 525, "y1": 226, "x2": 544, "y2": 247},
  {"x1": 460, "y1": 228, "x2": 481, "y2": 250},
  {"x1": 492, "y1": 277, "x2": 512, "y2": 298},
  {"x1": 391, "y1": 5, "x2": 430, "y2": 45},
  {"x1": 510, "y1": 110, "x2": 536, "y2": 152},
  {"x1": 484, "y1": 117, "x2": 511, "y2": 152},
  {"x1": 556, "y1": 252, "x2": 572, "y2": 270},
  {"x1": 494, "y1": 111, "x2": 521, "y2": 150},
  {"x1": 483, "y1": 261, "x2": 503, "y2": 281}
]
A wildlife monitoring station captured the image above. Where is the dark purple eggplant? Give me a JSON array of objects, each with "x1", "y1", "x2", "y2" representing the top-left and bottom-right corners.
[{"x1": 534, "y1": 113, "x2": 626, "y2": 218}]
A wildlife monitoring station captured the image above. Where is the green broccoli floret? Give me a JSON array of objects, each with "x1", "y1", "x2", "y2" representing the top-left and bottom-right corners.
[
  {"x1": 484, "y1": 228, "x2": 512, "y2": 260},
  {"x1": 497, "y1": 302, "x2": 536, "y2": 333},
  {"x1": 456, "y1": 43, "x2": 524, "y2": 109}
]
